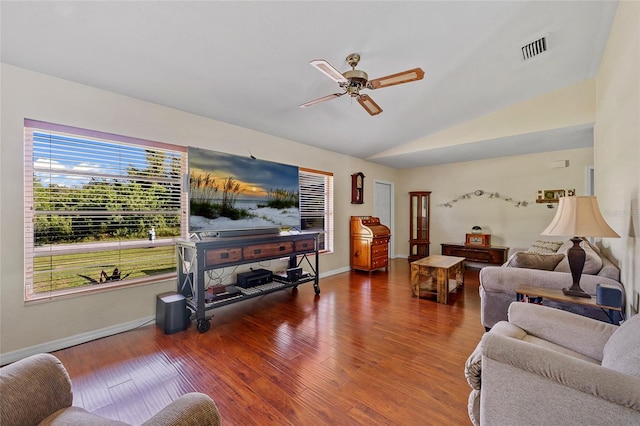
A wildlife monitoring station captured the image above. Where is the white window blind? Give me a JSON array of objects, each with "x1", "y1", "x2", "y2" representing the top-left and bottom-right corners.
[
  {"x1": 24, "y1": 119, "x2": 187, "y2": 301},
  {"x1": 299, "y1": 168, "x2": 333, "y2": 253}
]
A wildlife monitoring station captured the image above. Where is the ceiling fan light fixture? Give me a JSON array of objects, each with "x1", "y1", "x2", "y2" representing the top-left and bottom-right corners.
[
  {"x1": 368, "y1": 67, "x2": 425, "y2": 89},
  {"x1": 309, "y1": 59, "x2": 348, "y2": 83},
  {"x1": 358, "y1": 94, "x2": 382, "y2": 116}
]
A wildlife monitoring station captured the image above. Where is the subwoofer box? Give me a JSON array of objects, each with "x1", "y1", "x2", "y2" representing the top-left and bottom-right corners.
[{"x1": 156, "y1": 292, "x2": 188, "y2": 334}]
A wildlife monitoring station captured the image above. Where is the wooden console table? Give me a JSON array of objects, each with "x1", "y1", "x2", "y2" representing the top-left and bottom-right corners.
[
  {"x1": 410, "y1": 255, "x2": 465, "y2": 304},
  {"x1": 515, "y1": 284, "x2": 622, "y2": 325},
  {"x1": 441, "y1": 243, "x2": 508, "y2": 269}
]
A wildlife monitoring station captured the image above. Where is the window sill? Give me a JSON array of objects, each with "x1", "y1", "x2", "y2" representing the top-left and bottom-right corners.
[{"x1": 24, "y1": 273, "x2": 176, "y2": 304}]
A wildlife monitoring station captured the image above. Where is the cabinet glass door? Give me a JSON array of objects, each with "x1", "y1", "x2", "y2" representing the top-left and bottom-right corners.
[{"x1": 409, "y1": 191, "x2": 431, "y2": 262}]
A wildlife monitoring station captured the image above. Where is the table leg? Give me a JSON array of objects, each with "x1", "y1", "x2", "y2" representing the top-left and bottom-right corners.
[
  {"x1": 410, "y1": 264, "x2": 419, "y2": 297},
  {"x1": 436, "y1": 267, "x2": 448, "y2": 304}
]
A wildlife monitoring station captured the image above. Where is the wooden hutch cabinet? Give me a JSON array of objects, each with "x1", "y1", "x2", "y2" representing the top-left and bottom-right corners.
[
  {"x1": 350, "y1": 216, "x2": 391, "y2": 273},
  {"x1": 409, "y1": 191, "x2": 431, "y2": 262}
]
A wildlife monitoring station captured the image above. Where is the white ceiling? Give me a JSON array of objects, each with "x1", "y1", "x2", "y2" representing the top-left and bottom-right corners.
[{"x1": 1, "y1": 1, "x2": 618, "y2": 168}]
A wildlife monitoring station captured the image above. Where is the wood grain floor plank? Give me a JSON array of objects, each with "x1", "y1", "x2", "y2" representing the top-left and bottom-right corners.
[{"x1": 52, "y1": 259, "x2": 484, "y2": 425}]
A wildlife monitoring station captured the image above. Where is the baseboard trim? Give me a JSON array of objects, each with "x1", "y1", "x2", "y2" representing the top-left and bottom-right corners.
[
  {"x1": 320, "y1": 266, "x2": 351, "y2": 276},
  {"x1": 0, "y1": 316, "x2": 155, "y2": 366}
]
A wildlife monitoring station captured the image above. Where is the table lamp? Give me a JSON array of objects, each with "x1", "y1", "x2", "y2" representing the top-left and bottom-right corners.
[{"x1": 542, "y1": 196, "x2": 619, "y2": 298}]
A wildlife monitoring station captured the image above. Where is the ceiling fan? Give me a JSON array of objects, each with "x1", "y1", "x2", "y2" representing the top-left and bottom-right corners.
[{"x1": 300, "y1": 53, "x2": 424, "y2": 116}]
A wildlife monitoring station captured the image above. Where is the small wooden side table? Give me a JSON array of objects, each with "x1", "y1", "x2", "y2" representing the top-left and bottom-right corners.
[
  {"x1": 515, "y1": 284, "x2": 623, "y2": 325},
  {"x1": 411, "y1": 255, "x2": 465, "y2": 304}
]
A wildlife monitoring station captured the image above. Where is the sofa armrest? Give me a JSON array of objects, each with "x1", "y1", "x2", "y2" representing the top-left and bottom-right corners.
[
  {"x1": 141, "y1": 392, "x2": 220, "y2": 426},
  {"x1": 507, "y1": 303, "x2": 617, "y2": 361},
  {"x1": 0, "y1": 353, "x2": 73, "y2": 426},
  {"x1": 481, "y1": 333, "x2": 640, "y2": 412}
]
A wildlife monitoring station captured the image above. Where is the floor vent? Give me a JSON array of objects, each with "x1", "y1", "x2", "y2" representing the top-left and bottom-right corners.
[{"x1": 521, "y1": 36, "x2": 547, "y2": 61}]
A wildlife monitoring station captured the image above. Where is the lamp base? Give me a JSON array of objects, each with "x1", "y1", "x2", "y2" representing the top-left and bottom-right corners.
[{"x1": 562, "y1": 288, "x2": 592, "y2": 299}]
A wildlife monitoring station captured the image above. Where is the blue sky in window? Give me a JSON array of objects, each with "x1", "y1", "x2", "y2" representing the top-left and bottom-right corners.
[{"x1": 33, "y1": 131, "x2": 179, "y2": 187}]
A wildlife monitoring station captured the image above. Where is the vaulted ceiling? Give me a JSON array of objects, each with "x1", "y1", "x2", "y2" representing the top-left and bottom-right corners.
[{"x1": 1, "y1": 1, "x2": 618, "y2": 168}]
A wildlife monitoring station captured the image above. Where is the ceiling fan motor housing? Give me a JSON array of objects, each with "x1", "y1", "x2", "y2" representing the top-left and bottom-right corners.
[{"x1": 342, "y1": 69, "x2": 369, "y2": 96}]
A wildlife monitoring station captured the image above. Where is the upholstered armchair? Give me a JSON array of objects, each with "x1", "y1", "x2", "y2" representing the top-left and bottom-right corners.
[
  {"x1": 465, "y1": 302, "x2": 640, "y2": 426},
  {"x1": 0, "y1": 353, "x2": 221, "y2": 426}
]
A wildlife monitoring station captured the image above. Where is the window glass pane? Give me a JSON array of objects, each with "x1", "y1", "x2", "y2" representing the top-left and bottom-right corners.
[{"x1": 25, "y1": 121, "x2": 186, "y2": 301}]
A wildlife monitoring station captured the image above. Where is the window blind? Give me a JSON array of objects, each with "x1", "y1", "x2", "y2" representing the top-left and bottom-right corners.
[
  {"x1": 299, "y1": 168, "x2": 333, "y2": 253},
  {"x1": 24, "y1": 119, "x2": 187, "y2": 301}
]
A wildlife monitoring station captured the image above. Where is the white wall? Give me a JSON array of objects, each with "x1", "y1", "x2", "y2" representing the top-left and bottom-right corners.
[
  {"x1": 0, "y1": 64, "x2": 397, "y2": 361},
  {"x1": 595, "y1": 0, "x2": 640, "y2": 316},
  {"x1": 396, "y1": 148, "x2": 594, "y2": 256}
]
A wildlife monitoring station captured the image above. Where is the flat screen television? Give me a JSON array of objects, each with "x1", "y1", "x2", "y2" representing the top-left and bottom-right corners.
[{"x1": 188, "y1": 147, "x2": 300, "y2": 234}]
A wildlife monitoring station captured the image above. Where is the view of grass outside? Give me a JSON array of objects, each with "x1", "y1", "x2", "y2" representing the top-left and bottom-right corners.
[{"x1": 33, "y1": 245, "x2": 176, "y2": 292}]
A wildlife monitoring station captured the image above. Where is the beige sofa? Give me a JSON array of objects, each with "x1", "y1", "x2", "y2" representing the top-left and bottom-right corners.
[
  {"x1": 465, "y1": 302, "x2": 640, "y2": 426},
  {"x1": 479, "y1": 239, "x2": 623, "y2": 329},
  {"x1": 0, "y1": 353, "x2": 221, "y2": 426}
]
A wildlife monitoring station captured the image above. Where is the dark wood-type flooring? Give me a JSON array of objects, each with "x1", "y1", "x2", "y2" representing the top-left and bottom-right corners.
[{"x1": 53, "y1": 258, "x2": 485, "y2": 425}]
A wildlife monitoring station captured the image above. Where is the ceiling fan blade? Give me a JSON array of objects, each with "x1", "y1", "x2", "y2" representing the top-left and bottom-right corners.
[
  {"x1": 299, "y1": 92, "x2": 345, "y2": 108},
  {"x1": 367, "y1": 67, "x2": 425, "y2": 89},
  {"x1": 357, "y1": 94, "x2": 383, "y2": 116},
  {"x1": 309, "y1": 59, "x2": 348, "y2": 84}
]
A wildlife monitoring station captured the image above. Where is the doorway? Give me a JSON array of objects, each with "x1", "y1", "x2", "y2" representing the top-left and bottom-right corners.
[{"x1": 373, "y1": 180, "x2": 395, "y2": 258}]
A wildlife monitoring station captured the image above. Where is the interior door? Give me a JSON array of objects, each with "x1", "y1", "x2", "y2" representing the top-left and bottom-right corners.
[{"x1": 373, "y1": 180, "x2": 394, "y2": 258}]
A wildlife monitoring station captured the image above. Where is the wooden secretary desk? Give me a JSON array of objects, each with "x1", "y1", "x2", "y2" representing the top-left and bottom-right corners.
[{"x1": 350, "y1": 216, "x2": 391, "y2": 273}]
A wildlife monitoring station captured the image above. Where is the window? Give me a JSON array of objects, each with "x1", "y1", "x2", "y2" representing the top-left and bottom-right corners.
[
  {"x1": 24, "y1": 120, "x2": 187, "y2": 301},
  {"x1": 299, "y1": 168, "x2": 333, "y2": 253}
]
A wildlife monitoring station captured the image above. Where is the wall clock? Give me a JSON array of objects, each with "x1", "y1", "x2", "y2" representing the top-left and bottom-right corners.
[{"x1": 351, "y1": 172, "x2": 365, "y2": 204}]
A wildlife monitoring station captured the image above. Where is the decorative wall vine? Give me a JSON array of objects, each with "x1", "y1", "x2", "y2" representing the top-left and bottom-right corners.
[{"x1": 438, "y1": 190, "x2": 529, "y2": 208}]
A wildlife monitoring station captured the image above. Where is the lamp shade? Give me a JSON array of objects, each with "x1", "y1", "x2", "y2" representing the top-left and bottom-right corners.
[{"x1": 542, "y1": 196, "x2": 620, "y2": 238}]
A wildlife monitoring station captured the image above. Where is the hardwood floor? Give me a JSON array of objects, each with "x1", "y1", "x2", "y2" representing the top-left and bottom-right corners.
[{"x1": 53, "y1": 258, "x2": 485, "y2": 425}]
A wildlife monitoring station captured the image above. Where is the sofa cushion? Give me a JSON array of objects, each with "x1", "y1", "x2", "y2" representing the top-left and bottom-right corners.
[
  {"x1": 526, "y1": 240, "x2": 564, "y2": 255},
  {"x1": 602, "y1": 314, "x2": 640, "y2": 378},
  {"x1": 554, "y1": 240, "x2": 603, "y2": 275},
  {"x1": 504, "y1": 252, "x2": 564, "y2": 271},
  {"x1": 39, "y1": 407, "x2": 129, "y2": 425}
]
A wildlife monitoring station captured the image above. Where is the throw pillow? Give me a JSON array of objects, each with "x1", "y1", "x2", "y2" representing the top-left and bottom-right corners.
[
  {"x1": 554, "y1": 240, "x2": 603, "y2": 275},
  {"x1": 504, "y1": 252, "x2": 565, "y2": 271},
  {"x1": 526, "y1": 240, "x2": 564, "y2": 255}
]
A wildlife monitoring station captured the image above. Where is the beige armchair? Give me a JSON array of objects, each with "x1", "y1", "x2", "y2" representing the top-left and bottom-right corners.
[
  {"x1": 0, "y1": 353, "x2": 221, "y2": 426},
  {"x1": 465, "y1": 302, "x2": 640, "y2": 426}
]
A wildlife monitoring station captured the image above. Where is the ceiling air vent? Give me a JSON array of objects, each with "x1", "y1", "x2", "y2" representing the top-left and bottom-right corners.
[{"x1": 521, "y1": 36, "x2": 547, "y2": 61}]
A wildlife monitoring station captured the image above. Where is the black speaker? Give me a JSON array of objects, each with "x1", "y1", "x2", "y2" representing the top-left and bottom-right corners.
[
  {"x1": 156, "y1": 292, "x2": 188, "y2": 334},
  {"x1": 596, "y1": 284, "x2": 622, "y2": 308}
]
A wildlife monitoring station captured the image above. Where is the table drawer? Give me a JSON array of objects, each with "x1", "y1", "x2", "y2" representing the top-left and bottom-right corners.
[
  {"x1": 243, "y1": 241, "x2": 294, "y2": 260},
  {"x1": 295, "y1": 239, "x2": 316, "y2": 252},
  {"x1": 205, "y1": 247, "x2": 242, "y2": 267}
]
